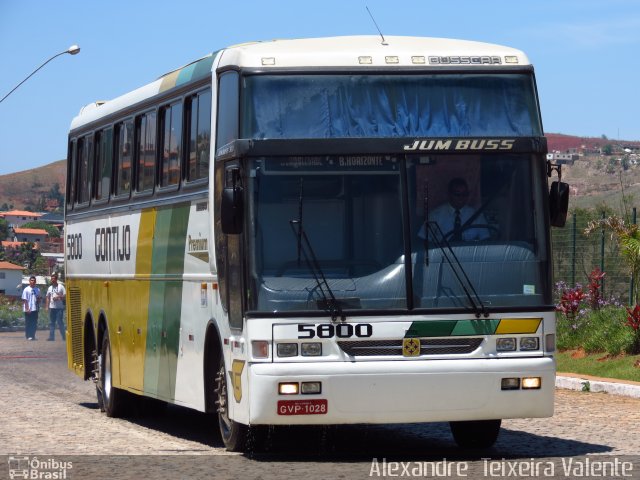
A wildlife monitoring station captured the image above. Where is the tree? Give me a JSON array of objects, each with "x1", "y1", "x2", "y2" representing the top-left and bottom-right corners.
[
  {"x1": 0, "y1": 218, "x2": 8, "y2": 241},
  {"x1": 603, "y1": 144, "x2": 613, "y2": 155},
  {"x1": 585, "y1": 216, "x2": 640, "y2": 304}
]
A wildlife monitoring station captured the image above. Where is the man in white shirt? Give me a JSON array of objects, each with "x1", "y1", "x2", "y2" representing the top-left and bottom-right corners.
[
  {"x1": 45, "y1": 272, "x2": 66, "y2": 341},
  {"x1": 22, "y1": 276, "x2": 40, "y2": 341},
  {"x1": 419, "y1": 178, "x2": 490, "y2": 242}
]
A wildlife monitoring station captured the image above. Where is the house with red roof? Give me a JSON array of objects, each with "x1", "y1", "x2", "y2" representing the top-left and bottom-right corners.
[
  {"x1": 0, "y1": 261, "x2": 23, "y2": 296},
  {"x1": 0, "y1": 210, "x2": 43, "y2": 228},
  {"x1": 12, "y1": 227, "x2": 48, "y2": 244}
]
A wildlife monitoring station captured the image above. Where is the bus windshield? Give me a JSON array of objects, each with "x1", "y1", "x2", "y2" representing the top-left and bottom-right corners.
[
  {"x1": 242, "y1": 73, "x2": 542, "y2": 139},
  {"x1": 246, "y1": 153, "x2": 550, "y2": 314}
]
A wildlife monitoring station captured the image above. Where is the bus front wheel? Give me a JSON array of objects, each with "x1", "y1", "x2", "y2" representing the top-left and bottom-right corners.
[
  {"x1": 450, "y1": 419, "x2": 501, "y2": 449},
  {"x1": 215, "y1": 356, "x2": 248, "y2": 451}
]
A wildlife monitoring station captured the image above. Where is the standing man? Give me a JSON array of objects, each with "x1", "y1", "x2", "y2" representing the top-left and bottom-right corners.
[
  {"x1": 46, "y1": 272, "x2": 66, "y2": 341},
  {"x1": 22, "y1": 276, "x2": 41, "y2": 341}
]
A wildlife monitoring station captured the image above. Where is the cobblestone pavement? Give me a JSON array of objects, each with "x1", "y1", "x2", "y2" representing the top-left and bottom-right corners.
[{"x1": 1, "y1": 331, "x2": 639, "y2": 479}]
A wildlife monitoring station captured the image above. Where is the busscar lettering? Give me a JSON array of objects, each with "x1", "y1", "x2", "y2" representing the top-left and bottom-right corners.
[
  {"x1": 428, "y1": 56, "x2": 502, "y2": 65},
  {"x1": 403, "y1": 139, "x2": 515, "y2": 152},
  {"x1": 95, "y1": 225, "x2": 131, "y2": 262}
]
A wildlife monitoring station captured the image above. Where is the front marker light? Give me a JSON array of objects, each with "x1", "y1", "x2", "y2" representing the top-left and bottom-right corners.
[
  {"x1": 545, "y1": 333, "x2": 556, "y2": 352},
  {"x1": 301, "y1": 342, "x2": 322, "y2": 356},
  {"x1": 301, "y1": 382, "x2": 322, "y2": 394},
  {"x1": 252, "y1": 340, "x2": 269, "y2": 359},
  {"x1": 501, "y1": 378, "x2": 520, "y2": 390},
  {"x1": 496, "y1": 337, "x2": 517, "y2": 352},
  {"x1": 522, "y1": 377, "x2": 542, "y2": 389},
  {"x1": 278, "y1": 382, "x2": 299, "y2": 395},
  {"x1": 520, "y1": 337, "x2": 540, "y2": 351}
]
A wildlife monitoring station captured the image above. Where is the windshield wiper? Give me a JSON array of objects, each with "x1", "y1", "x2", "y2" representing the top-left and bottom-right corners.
[
  {"x1": 290, "y1": 179, "x2": 345, "y2": 322},
  {"x1": 424, "y1": 221, "x2": 489, "y2": 318}
]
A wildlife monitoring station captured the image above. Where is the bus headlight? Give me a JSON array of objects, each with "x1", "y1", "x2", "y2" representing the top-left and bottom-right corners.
[
  {"x1": 277, "y1": 343, "x2": 298, "y2": 357},
  {"x1": 496, "y1": 337, "x2": 516, "y2": 351},
  {"x1": 301, "y1": 342, "x2": 322, "y2": 356},
  {"x1": 520, "y1": 337, "x2": 540, "y2": 351}
]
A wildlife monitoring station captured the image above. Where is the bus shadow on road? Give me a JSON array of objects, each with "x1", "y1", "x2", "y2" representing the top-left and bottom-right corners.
[{"x1": 88, "y1": 400, "x2": 613, "y2": 460}]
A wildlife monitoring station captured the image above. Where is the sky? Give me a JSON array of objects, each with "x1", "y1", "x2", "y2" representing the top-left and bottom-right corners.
[{"x1": 0, "y1": 0, "x2": 639, "y2": 175}]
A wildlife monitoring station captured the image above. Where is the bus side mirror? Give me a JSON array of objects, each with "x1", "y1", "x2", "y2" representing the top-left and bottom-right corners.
[
  {"x1": 221, "y1": 185, "x2": 244, "y2": 234},
  {"x1": 549, "y1": 181, "x2": 569, "y2": 227}
]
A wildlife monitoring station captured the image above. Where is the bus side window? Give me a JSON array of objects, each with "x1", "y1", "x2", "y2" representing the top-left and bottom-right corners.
[
  {"x1": 136, "y1": 111, "x2": 157, "y2": 193},
  {"x1": 94, "y1": 127, "x2": 113, "y2": 202},
  {"x1": 160, "y1": 102, "x2": 182, "y2": 188},
  {"x1": 66, "y1": 139, "x2": 77, "y2": 210},
  {"x1": 186, "y1": 89, "x2": 211, "y2": 182},
  {"x1": 76, "y1": 133, "x2": 93, "y2": 206},
  {"x1": 216, "y1": 72, "x2": 239, "y2": 148},
  {"x1": 115, "y1": 120, "x2": 133, "y2": 198}
]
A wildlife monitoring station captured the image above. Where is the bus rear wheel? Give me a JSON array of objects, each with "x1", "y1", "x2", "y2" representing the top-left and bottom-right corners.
[
  {"x1": 450, "y1": 419, "x2": 501, "y2": 449},
  {"x1": 100, "y1": 332, "x2": 129, "y2": 418},
  {"x1": 215, "y1": 356, "x2": 248, "y2": 452}
]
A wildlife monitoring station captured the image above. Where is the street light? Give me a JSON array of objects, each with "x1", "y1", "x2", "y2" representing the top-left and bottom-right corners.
[{"x1": 0, "y1": 45, "x2": 81, "y2": 104}]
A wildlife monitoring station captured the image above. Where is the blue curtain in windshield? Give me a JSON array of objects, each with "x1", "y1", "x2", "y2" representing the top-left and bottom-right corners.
[{"x1": 242, "y1": 74, "x2": 541, "y2": 139}]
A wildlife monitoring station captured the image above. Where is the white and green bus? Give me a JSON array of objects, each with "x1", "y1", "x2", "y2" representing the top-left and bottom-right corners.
[{"x1": 66, "y1": 36, "x2": 568, "y2": 451}]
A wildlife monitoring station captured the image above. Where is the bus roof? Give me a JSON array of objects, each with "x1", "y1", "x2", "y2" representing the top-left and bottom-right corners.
[{"x1": 71, "y1": 36, "x2": 530, "y2": 131}]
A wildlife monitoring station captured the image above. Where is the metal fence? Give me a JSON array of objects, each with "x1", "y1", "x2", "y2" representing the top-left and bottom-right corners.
[{"x1": 552, "y1": 209, "x2": 636, "y2": 304}]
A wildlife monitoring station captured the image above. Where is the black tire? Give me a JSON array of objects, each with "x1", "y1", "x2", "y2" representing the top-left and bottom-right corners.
[
  {"x1": 100, "y1": 332, "x2": 129, "y2": 418},
  {"x1": 215, "y1": 353, "x2": 248, "y2": 452},
  {"x1": 450, "y1": 419, "x2": 501, "y2": 449}
]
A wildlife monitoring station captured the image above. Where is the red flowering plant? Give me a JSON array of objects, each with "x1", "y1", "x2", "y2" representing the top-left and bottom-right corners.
[
  {"x1": 624, "y1": 305, "x2": 640, "y2": 354},
  {"x1": 556, "y1": 283, "x2": 587, "y2": 322},
  {"x1": 587, "y1": 267, "x2": 606, "y2": 311}
]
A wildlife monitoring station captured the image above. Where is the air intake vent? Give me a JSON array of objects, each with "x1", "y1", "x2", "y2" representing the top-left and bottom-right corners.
[
  {"x1": 69, "y1": 287, "x2": 83, "y2": 369},
  {"x1": 337, "y1": 338, "x2": 483, "y2": 356}
]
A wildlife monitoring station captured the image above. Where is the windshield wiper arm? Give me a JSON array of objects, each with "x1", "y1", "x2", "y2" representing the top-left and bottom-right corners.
[
  {"x1": 289, "y1": 179, "x2": 345, "y2": 322},
  {"x1": 425, "y1": 221, "x2": 489, "y2": 318}
]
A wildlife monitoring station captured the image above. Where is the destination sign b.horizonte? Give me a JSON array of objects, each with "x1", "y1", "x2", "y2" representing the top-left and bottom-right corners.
[{"x1": 264, "y1": 156, "x2": 400, "y2": 173}]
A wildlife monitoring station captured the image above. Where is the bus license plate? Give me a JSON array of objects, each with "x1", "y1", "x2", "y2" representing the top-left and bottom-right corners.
[{"x1": 277, "y1": 399, "x2": 328, "y2": 415}]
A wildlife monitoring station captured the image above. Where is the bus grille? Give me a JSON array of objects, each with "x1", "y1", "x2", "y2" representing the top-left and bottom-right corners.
[
  {"x1": 69, "y1": 287, "x2": 83, "y2": 369},
  {"x1": 337, "y1": 338, "x2": 483, "y2": 357}
]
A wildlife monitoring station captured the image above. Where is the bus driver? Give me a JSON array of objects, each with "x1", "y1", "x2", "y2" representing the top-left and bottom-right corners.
[{"x1": 419, "y1": 177, "x2": 490, "y2": 242}]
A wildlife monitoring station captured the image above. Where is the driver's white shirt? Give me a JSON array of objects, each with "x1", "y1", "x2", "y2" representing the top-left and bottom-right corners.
[{"x1": 418, "y1": 203, "x2": 490, "y2": 241}]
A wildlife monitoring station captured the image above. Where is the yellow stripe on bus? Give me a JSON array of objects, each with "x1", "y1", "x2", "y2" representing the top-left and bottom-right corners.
[
  {"x1": 135, "y1": 208, "x2": 157, "y2": 277},
  {"x1": 495, "y1": 318, "x2": 542, "y2": 334}
]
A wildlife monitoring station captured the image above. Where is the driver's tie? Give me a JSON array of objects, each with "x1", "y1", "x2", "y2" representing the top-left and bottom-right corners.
[{"x1": 453, "y1": 209, "x2": 462, "y2": 241}]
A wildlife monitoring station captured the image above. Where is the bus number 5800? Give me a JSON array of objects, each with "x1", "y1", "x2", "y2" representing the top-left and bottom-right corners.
[{"x1": 297, "y1": 323, "x2": 372, "y2": 339}]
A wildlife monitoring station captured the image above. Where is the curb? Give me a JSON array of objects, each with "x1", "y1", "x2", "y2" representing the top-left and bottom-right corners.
[{"x1": 556, "y1": 375, "x2": 640, "y2": 399}]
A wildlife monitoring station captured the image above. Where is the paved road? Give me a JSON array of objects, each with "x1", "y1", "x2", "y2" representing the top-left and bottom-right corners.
[{"x1": 1, "y1": 331, "x2": 639, "y2": 479}]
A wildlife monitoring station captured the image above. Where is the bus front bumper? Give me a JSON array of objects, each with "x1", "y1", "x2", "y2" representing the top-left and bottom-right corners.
[{"x1": 247, "y1": 356, "x2": 555, "y2": 425}]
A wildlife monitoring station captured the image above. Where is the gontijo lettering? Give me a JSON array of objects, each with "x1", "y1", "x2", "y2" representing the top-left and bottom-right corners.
[{"x1": 95, "y1": 225, "x2": 131, "y2": 262}]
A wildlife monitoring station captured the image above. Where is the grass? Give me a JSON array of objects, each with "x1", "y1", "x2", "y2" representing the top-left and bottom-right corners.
[{"x1": 556, "y1": 350, "x2": 640, "y2": 383}]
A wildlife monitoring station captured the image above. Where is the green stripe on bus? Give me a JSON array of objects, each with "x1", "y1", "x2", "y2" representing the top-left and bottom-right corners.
[
  {"x1": 405, "y1": 319, "x2": 501, "y2": 338},
  {"x1": 144, "y1": 204, "x2": 190, "y2": 401}
]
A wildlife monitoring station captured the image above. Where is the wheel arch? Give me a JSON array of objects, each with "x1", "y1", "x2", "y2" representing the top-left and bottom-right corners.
[{"x1": 203, "y1": 319, "x2": 223, "y2": 413}]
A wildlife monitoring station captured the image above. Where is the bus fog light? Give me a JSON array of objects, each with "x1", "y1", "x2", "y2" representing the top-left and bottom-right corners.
[
  {"x1": 501, "y1": 378, "x2": 520, "y2": 390},
  {"x1": 301, "y1": 342, "x2": 322, "y2": 356},
  {"x1": 252, "y1": 340, "x2": 269, "y2": 358},
  {"x1": 496, "y1": 337, "x2": 516, "y2": 351},
  {"x1": 278, "y1": 382, "x2": 299, "y2": 395},
  {"x1": 522, "y1": 377, "x2": 542, "y2": 389},
  {"x1": 277, "y1": 343, "x2": 298, "y2": 357},
  {"x1": 520, "y1": 337, "x2": 539, "y2": 351},
  {"x1": 545, "y1": 333, "x2": 556, "y2": 352},
  {"x1": 301, "y1": 382, "x2": 322, "y2": 394}
]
